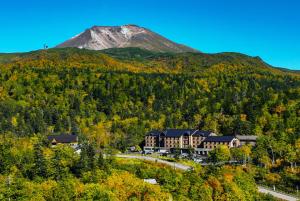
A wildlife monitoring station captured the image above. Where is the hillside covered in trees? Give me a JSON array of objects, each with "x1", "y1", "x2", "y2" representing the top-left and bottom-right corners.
[
  {"x1": 0, "y1": 47, "x2": 299, "y2": 199},
  {"x1": 0, "y1": 48, "x2": 299, "y2": 143},
  {"x1": 0, "y1": 47, "x2": 296, "y2": 74}
]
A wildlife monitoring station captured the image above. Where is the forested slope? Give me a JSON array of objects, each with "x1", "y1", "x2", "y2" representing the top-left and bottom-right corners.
[
  {"x1": 0, "y1": 48, "x2": 299, "y2": 148},
  {"x1": 0, "y1": 47, "x2": 299, "y2": 199},
  {"x1": 0, "y1": 47, "x2": 296, "y2": 75}
]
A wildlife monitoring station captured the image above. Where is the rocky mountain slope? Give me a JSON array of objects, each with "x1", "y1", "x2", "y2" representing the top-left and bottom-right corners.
[{"x1": 56, "y1": 25, "x2": 199, "y2": 53}]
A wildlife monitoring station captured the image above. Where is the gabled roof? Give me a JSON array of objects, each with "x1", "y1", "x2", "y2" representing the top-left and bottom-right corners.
[
  {"x1": 146, "y1": 130, "x2": 161, "y2": 136},
  {"x1": 47, "y1": 134, "x2": 78, "y2": 143},
  {"x1": 193, "y1": 130, "x2": 215, "y2": 137},
  {"x1": 146, "y1": 129, "x2": 215, "y2": 138},
  {"x1": 203, "y1": 135, "x2": 236, "y2": 142},
  {"x1": 163, "y1": 129, "x2": 198, "y2": 137}
]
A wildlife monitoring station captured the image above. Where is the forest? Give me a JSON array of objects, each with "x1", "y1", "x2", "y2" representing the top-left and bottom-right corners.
[{"x1": 0, "y1": 47, "x2": 299, "y2": 200}]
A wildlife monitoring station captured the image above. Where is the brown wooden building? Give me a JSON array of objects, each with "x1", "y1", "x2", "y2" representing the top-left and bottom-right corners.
[
  {"x1": 144, "y1": 129, "x2": 216, "y2": 152},
  {"x1": 194, "y1": 136, "x2": 240, "y2": 155},
  {"x1": 144, "y1": 129, "x2": 245, "y2": 155}
]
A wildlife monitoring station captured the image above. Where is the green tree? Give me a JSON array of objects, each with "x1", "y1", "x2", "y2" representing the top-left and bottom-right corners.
[
  {"x1": 284, "y1": 144, "x2": 297, "y2": 169},
  {"x1": 33, "y1": 143, "x2": 48, "y2": 178},
  {"x1": 208, "y1": 145, "x2": 231, "y2": 164}
]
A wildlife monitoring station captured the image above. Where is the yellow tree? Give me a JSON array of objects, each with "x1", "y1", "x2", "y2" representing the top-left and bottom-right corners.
[
  {"x1": 82, "y1": 122, "x2": 112, "y2": 148},
  {"x1": 265, "y1": 173, "x2": 281, "y2": 191},
  {"x1": 240, "y1": 145, "x2": 252, "y2": 165}
]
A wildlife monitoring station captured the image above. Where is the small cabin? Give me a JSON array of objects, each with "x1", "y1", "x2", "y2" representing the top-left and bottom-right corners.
[{"x1": 47, "y1": 134, "x2": 78, "y2": 148}]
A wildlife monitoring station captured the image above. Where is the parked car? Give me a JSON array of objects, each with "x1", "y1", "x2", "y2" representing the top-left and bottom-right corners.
[
  {"x1": 181, "y1": 153, "x2": 189, "y2": 158},
  {"x1": 193, "y1": 158, "x2": 203, "y2": 163}
]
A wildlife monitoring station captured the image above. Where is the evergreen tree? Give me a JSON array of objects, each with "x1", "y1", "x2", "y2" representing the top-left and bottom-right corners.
[
  {"x1": 33, "y1": 143, "x2": 48, "y2": 178},
  {"x1": 87, "y1": 143, "x2": 96, "y2": 170}
]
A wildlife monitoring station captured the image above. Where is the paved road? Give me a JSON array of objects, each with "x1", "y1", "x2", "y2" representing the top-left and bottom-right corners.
[
  {"x1": 116, "y1": 154, "x2": 299, "y2": 201},
  {"x1": 258, "y1": 186, "x2": 298, "y2": 201},
  {"x1": 116, "y1": 154, "x2": 191, "y2": 170}
]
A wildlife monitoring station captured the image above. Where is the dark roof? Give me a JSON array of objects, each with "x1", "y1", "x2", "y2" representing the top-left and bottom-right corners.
[
  {"x1": 203, "y1": 135, "x2": 236, "y2": 142},
  {"x1": 146, "y1": 129, "x2": 214, "y2": 137},
  {"x1": 47, "y1": 134, "x2": 78, "y2": 143},
  {"x1": 193, "y1": 130, "x2": 214, "y2": 137},
  {"x1": 163, "y1": 129, "x2": 198, "y2": 137},
  {"x1": 146, "y1": 130, "x2": 161, "y2": 136}
]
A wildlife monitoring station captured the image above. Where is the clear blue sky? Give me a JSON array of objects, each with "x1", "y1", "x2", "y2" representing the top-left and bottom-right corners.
[{"x1": 1, "y1": 0, "x2": 300, "y2": 69}]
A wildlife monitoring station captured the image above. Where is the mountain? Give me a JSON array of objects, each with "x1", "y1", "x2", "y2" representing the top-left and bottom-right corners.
[{"x1": 56, "y1": 25, "x2": 199, "y2": 53}]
